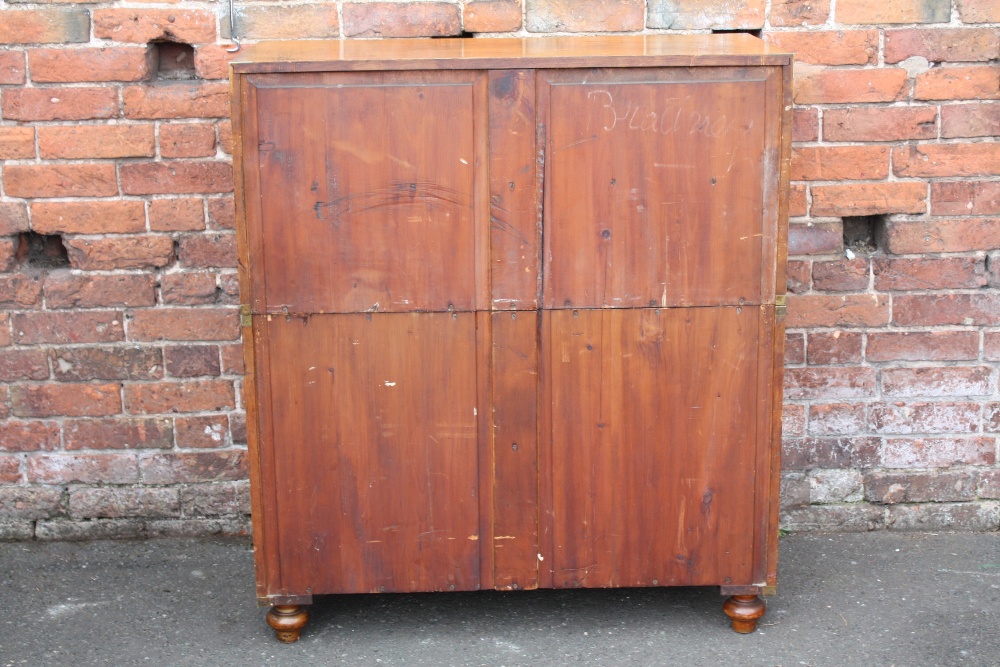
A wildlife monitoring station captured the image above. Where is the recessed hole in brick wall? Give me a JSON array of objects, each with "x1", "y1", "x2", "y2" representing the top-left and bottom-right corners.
[
  {"x1": 153, "y1": 41, "x2": 196, "y2": 81},
  {"x1": 842, "y1": 215, "x2": 886, "y2": 255},
  {"x1": 711, "y1": 28, "x2": 763, "y2": 38},
  {"x1": 16, "y1": 232, "x2": 69, "y2": 268}
]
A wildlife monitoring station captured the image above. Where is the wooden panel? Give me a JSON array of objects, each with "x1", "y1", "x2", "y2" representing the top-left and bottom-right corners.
[
  {"x1": 488, "y1": 70, "x2": 540, "y2": 310},
  {"x1": 491, "y1": 310, "x2": 539, "y2": 589},
  {"x1": 541, "y1": 69, "x2": 766, "y2": 309},
  {"x1": 544, "y1": 307, "x2": 759, "y2": 587},
  {"x1": 263, "y1": 312, "x2": 482, "y2": 595},
  {"x1": 250, "y1": 71, "x2": 486, "y2": 314}
]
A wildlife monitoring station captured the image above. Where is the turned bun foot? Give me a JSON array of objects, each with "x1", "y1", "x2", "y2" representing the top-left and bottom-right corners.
[
  {"x1": 723, "y1": 594, "x2": 765, "y2": 634},
  {"x1": 267, "y1": 605, "x2": 309, "y2": 643}
]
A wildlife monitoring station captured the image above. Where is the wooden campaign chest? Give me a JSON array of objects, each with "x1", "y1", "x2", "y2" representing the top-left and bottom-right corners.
[{"x1": 230, "y1": 35, "x2": 792, "y2": 641}]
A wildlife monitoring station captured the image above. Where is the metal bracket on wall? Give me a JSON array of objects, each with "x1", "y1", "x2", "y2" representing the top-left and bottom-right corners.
[
  {"x1": 775, "y1": 294, "x2": 787, "y2": 320},
  {"x1": 227, "y1": 0, "x2": 241, "y2": 52},
  {"x1": 240, "y1": 304, "x2": 252, "y2": 327}
]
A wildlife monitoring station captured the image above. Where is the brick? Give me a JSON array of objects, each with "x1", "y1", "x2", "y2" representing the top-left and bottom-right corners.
[
  {"x1": 207, "y1": 198, "x2": 235, "y2": 230},
  {"x1": 782, "y1": 436, "x2": 881, "y2": 470},
  {"x1": 769, "y1": 0, "x2": 830, "y2": 26},
  {"x1": 28, "y1": 453, "x2": 139, "y2": 484},
  {"x1": 218, "y1": 274, "x2": 240, "y2": 304},
  {"x1": 160, "y1": 273, "x2": 218, "y2": 305},
  {"x1": 221, "y1": 343, "x2": 244, "y2": 375},
  {"x1": 781, "y1": 505, "x2": 885, "y2": 532},
  {"x1": 35, "y1": 519, "x2": 145, "y2": 541},
  {"x1": 0, "y1": 50, "x2": 26, "y2": 84},
  {"x1": 121, "y1": 161, "x2": 233, "y2": 195},
  {"x1": 149, "y1": 198, "x2": 205, "y2": 232},
  {"x1": 178, "y1": 233, "x2": 237, "y2": 268},
  {"x1": 3, "y1": 164, "x2": 118, "y2": 198},
  {"x1": 0, "y1": 348, "x2": 50, "y2": 381},
  {"x1": 790, "y1": 146, "x2": 888, "y2": 182},
  {"x1": 647, "y1": 0, "x2": 764, "y2": 29},
  {"x1": 987, "y1": 333, "x2": 1000, "y2": 361},
  {"x1": 164, "y1": 345, "x2": 221, "y2": 377},
  {"x1": 941, "y1": 103, "x2": 999, "y2": 139},
  {"x1": 65, "y1": 236, "x2": 174, "y2": 271},
  {"x1": 884, "y1": 218, "x2": 1000, "y2": 254},
  {"x1": 28, "y1": 47, "x2": 153, "y2": 83},
  {"x1": 789, "y1": 184, "x2": 807, "y2": 218},
  {"x1": 786, "y1": 294, "x2": 890, "y2": 328},
  {"x1": 525, "y1": 0, "x2": 643, "y2": 32},
  {"x1": 808, "y1": 469, "x2": 863, "y2": 503},
  {"x1": 125, "y1": 379, "x2": 234, "y2": 414},
  {"x1": 0, "y1": 240, "x2": 16, "y2": 274},
  {"x1": 12, "y1": 311, "x2": 124, "y2": 345},
  {"x1": 764, "y1": 30, "x2": 877, "y2": 65},
  {"x1": 0, "y1": 458, "x2": 22, "y2": 485},
  {"x1": 139, "y1": 450, "x2": 247, "y2": 484},
  {"x1": 145, "y1": 517, "x2": 250, "y2": 538},
  {"x1": 872, "y1": 257, "x2": 987, "y2": 291},
  {"x1": 785, "y1": 332, "x2": 806, "y2": 364},
  {"x1": 194, "y1": 45, "x2": 239, "y2": 81},
  {"x1": 882, "y1": 366, "x2": 993, "y2": 398},
  {"x1": 788, "y1": 222, "x2": 842, "y2": 256},
  {"x1": 93, "y1": 9, "x2": 217, "y2": 44},
  {"x1": 217, "y1": 121, "x2": 233, "y2": 156},
  {"x1": 0, "y1": 487, "x2": 64, "y2": 520},
  {"x1": 784, "y1": 367, "x2": 877, "y2": 400},
  {"x1": 229, "y1": 412, "x2": 247, "y2": 444},
  {"x1": 0, "y1": 9, "x2": 90, "y2": 44},
  {"x1": 792, "y1": 108, "x2": 818, "y2": 142},
  {"x1": 32, "y1": 201, "x2": 146, "y2": 235},
  {"x1": 0, "y1": 203, "x2": 30, "y2": 236},
  {"x1": 981, "y1": 470, "x2": 1000, "y2": 498},
  {"x1": 12, "y1": 383, "x2": 121, "y2": 418},
  {"x1": 885, "y1": 502, "x2": 1000, "y2": 532},
  {"x1": 0, "y1": 127, "x2": 34, "y2": 160},
  {"x1": 464, "y1": 1, "x2": 522, "y2": 32},
  {"x1": 159, "y1": 123, "x2": 216, "y2": 158},
  {"x1": 807, "y1": 331, "x2": 862, "y2": 365},
  {"x1": 124, "y1": 83, "x2": 229, "y2": 120},
  {"x1": 783, "y1": 404, "x2": 806, "y2": 437},
  {"x1": 129, "y1": 308, "x2": 238, "y2": 342},
  {"x1": 51, "y1": 346, "x2": 162, "y2": 382},
  {"x1": 867, "y1": 331, "x2": 979, "y2": 362},
  {"x1": 38, "y1": 125, "x2": 154, "y2": 160},
  {"x1": 865, "y1": 470, "x2": 977, "y2": 504},
  {"x1": 810, "y1": 182, "x2": 926, "y2": 217},
  {"x1": 793, "y1": 66, "x2": 908, "y2": 104},
  {"x1": 882, "y1": 437, "x2": 995, "y2": 468},
  {"x1": 808, "y1": 403, "x2": 866, "y2": 436},
  {"x1": 822, "y1": 106, "x2": 937, "y2": 142},
  {"x1": 344, "y1": 2, "x2": 463, "y2": 37},
  {"x1": 176, "y1": 415, "x2": 229, "y2": 448},
  {"x1": 179, "y1": 481, "x2": 245, "y2": 516},
  {"x1": 957, "y1": 0, "x2": 1000, "y2": 22},
  {"x1": 893, "y1": 294, "x2": 1000, "y2": 326},
  {"x1": 812, "y1": 259, "x2": 869, "y2": 292},
  {"x1": 885, "y1": 28, "x2": 999, "y2": 64},
  {"x1": 1, "y1": 87, "x2": 118, "y2": 122},
  {"x1": 0, "y1": 275, "x2": 43, "y2": 309},
  {"x1": 915, "y1": 66, "x2": 1000, "y2": 101},
  {"x1": 44, "y1": 273, "x2": 155, "y2": 311},
  {"x1": 837, "y1": 0, "x2": 950, "y2": 24},
  {"x1": 869, "y1": 402, "x2": 981, "y2": 435},
  {"x1": 64, "y1": 417, "x2": 173, "y2": 450},
  {"x1": 0, "y1": 421, "x2": 60, "y2": 452},
  {"x1": 70, "y1": 487, "x2": 179, "y2": 519},
  {"x1": 230, "y1": 5, "x2": 340, "y2": 40}
]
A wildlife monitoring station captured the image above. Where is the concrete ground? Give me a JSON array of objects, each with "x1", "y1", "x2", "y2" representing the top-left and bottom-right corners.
[{"x1": 0, "y1": 532, "x2": 997, "y2": 667}]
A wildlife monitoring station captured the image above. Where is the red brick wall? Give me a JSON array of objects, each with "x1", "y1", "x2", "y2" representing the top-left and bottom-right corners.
[{"x1": 0, "y1": 0, "x2": 997, "y2": 539}]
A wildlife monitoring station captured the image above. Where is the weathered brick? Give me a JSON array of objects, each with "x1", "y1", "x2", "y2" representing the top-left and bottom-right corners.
[
  {"x1": 647, "y1": 0, "x2": 764, "y2": 29},
  {"x1": 12, "y1": 311, "x2": 124, "y2": 345},
  {"x1": 866, "y1": 470, "x2": 977, "y2": 504},
  {"x1": 782, "y1": 436, "x2": 881, "y2": 470},
  {"x1": 790, "y1": 145, "x2": 888, "y2": 181},
  {"x1": 4, "y1": 164, "x2": 118, "y2": 198},
  {"x1": 808, "y1": 469, "x2": 863, "y2": 503},
  {"x1": 149, "y1": 198, "x2": 205, "y2": 232},
  {"x1": 0, "y1": 421, "x2": 60, "y2": 453},
  {"x1": 207, "y1": 198, "x2": 235, "y2": 230},
  {"x1": 145, "y1": 517, "x2": 250, "y2": 538},
  {"x1": 822, "y1": 106, "x2": 937, "y2": 142},
  {"x1": 882, "y1": 366, "x2": 993, "y2": 399},
  {"x1": 915, "y1": 66, "x2": 1000, "y2": 101},
  {"x1": 884, "y1": 218, "x2": 1000, "y2": 254},
  {"x1": 894, "y1": 294, "x2": 1000, "y2": 326},
  {"x1": 221, "y1": 343, "x2": 244, "y2": 375},
  {"x1": 44, "y1": 273, "x2": 156, "y2": 311},
  {"x1": 789, "y1": 184, "x2": 807, "y2": 218},
  {"x1": 464, "y1": 1, "x2": 522, "y2": 32},
  {"x1": 812, "y1": 259, "x2": 869, "y2": 292},
  {"x1": 12, "y1": 383, "x2": 121, "y2": 418},
  {"x1": 229, "y1": 412, "x2": 247, "y2": 444},
  {"x1": 123, "y1": 83, "x2": 229, "y2": 120},
  {"x1": 32, "y1": 201, "x2": 146, "y2": 235},
  {"x1": 129, "y1": 308, "x2": 238, "y2": 342},
  {"x1": 872, "y1": 257, "x2": 987, "y2": 291},
  {"x1": 217, "y1": 274, "x2": 240, "y2": 304},
  {"x1": 785, "y1": 332, "x2": 806, "y2": 364},
  {"x1": 29, "y1": 453, "x2": 139, "y2": 484},
  {"x1": 177, "y1": 233, "x2": 237, "y2": 268},
  {"x1": 344, "y1": 2, "x2": 463, "y2": 37},
  {"x1": 764, "y1": 30, "x2": 876, "y2": 65},
  {"x1": 882, "y1": 436, "x2": 995, "y2": 468},
  {"x1": 0, "y1": 9, "x2": 90, "y2": 44},
  {"x1": 0, "y1": 127, "x2": 34, "y2": 160},
  {"x1": 0, "y1": 275, "x2": 43, "y2": 309},
  {"x1": 35, "y1": 519, "x2": 145, "y2": 541},
  {"x1": 792, "y1": 108, "x2": 818, "y2": 142},
  {"x1": 64, "y1": 417, "x2": 173, "y2": 451},
  {"x1": 989, "y1": 403, "x2": 1000, "y2": 432},
  {"x1": 0, "y1": 203, "x2": 29, "y2": 236},
  {"x1": 885, "y1": 28, "x2": 1000, "y2": 64},
  {"x1": 837, "y1": 0, "x2": 950, "y2": 24},
  {"x1": 867, "y1": 331, "x2": 979, "y2": 362},
  {"x1": 957, "y1": 0, "x2": 1000, "y2": 22},
  {"x1": 788, "y1": 222, "x2": 842, "y2": 256},
  {"x1": 176, "y1": 415, "x2": 229, "y2": 448},
  {"x1": 770, "y1": 0, "x2": 830, "y2": 26},
  {"x1": 28, "y1": 47, "x2": 153, "y2": 83},
  {"x1": 121, "y1": 161, "x2": 233, "y2": 195},
  {"x1": 1, "y1": 87, "x2": 118, "y2": 122},
  {"x1": 0, "y1": 348, "x2": 50, "y2": 382},
  {"x1": 159, "y1": 123, "x2": 216, "y2": 158},
  {"x1": 38, "y1": 125, "x2": 154, "y2": 160},
  {"x1": 0, "y1": 240, "x2": 16, "y2": 274},
  {"x1": 194, "y1": 45, "x2": 239, "y2": 81},
  {"x1": 524, "y1": 0, "x2": 642, "y2": 32},
  {"x1": 781, "y1": 504, "x2": 885, "y2": 532},
  {"x1": 160, "y1": 273, "x2": 218, "y2": 305},
  {"x1": 980, "y1": 470, "x2": 1000, "y2": 498},
  {"x1": 869, "y1": 402, "x2": 981, "y2": 435},
  {"x1": 810, "y1": 182, "x2": 926, "y2": 217},
  {"x1": 780, "y1": 471, "x2": 808, "y2": 510},
  {"x1": 807, "y1": 331, "x2": 863, "y2": 365},
  {"x1": 65, "y1": 236, "x2": 174, "y2": 271},
  {"x1": 179, "y1": 481, "x2": 245, "y2": 516},
  {"x1": 139, "y1": 450, "x2": 247, "y2": 484},
  {"x1": 125, "y1": 379, "x2": 234, "y2": 414},
  {"x1": 885, "y1": 502, "x2": 1000, "y2": 532},
  {"x1": 51, "y1": 346, "x2": 162, "y2": 382},
  {"x1": 164, "y1": 345, "x2": 221, "y2": 377},
  {"x1": 217, "y1": 121, "x2": 233, "y2": 156},
  {"x1": 70, "y1": 487, "x2": 179, "y2": 519},
  {"x1": 783, "y1": 404, "x2": 806, "y2": 437},
  {"x1": 809, "y1": 403, "x2": 866, "y2": 436},
  {"x1": 941, "y1": 103, "x2": 999, "y2": 139},
  {"x1": 0, "y1": 458, "x2": 22, "y2": 485},
  {"x1": 987, "y1": 332, "x2": 1000, "y2": 361},
  {"x1": 92, "y1": 9, "x2": 217, "y2": 44},
  {"x1": 230, "y1": 5, "x2": 340, "y2": 40},
  {"x1": 784, "y1": 367, "x2": 877, "y2": 400},
  {"x1": 0, "y1": 486, "x2": 64, "y2": 520},
  {"x1": 787, "y1": 294, "x2": 890, "y2": 328},
  {"x1": 793, "y1": 66, "x2": 908, "y2": 104},
  {"x1": 0, "y1": 50, "x2": 26, "y2": 84}
]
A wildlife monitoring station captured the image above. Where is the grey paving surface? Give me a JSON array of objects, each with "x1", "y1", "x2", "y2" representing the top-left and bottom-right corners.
[{"x1": 0, "y1": 532, "x2": 998, "y2": 666}]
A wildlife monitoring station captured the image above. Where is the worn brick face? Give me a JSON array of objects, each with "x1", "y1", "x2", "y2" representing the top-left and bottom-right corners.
[
  {"x1": 92, "y1": 9, "x2": 217, "y2": 44},
  {"x1": 64, "y1": 417, "x2": 173, "y2": 451},
  {"x1": 12, "y1": 383, "x2": 122, "y2": 418},
  {"x1": 647, "y1": 0, "x2": 764, "y2": 29},
  {"x1": 38, "y1": 125, "x2": 155, "y2": 160},
  {"x1": 0, "y1": 9, "x2": 90, "y2": 44},
  {"x1": 65, "y1": 237, "x2": 175, "y2": 271},
  {"x1": 2, "y1": 88, "x2": 119, "y2": 122},
  {"x1": 344, "y1": 2, "x2": 462, "y2": 37},
  {"x1": 793, "y1": 67, "x2": 908, "y2": 104},
  {"x1": 231, "y1": 5, "x2": 341, "y2": 40},
  {"x1": 764, "y1": 30, "x2": 877, "y2": 65},
  {"x1": 121, "y1": 162, "x2": 233, "y2": 195},
  {"x1": 32, "y1": 201, "x2": 147, "y2": 236},
  {"x1": 0, "y1": 127, "x2": 35, "y2": 160},
  {"x1": 464, "y1": 1, "x2": 523, "y2": 32},
  {"x1": 4, "y1": 164, "x2": 119, "y2": 198},
  {"x1": 823, "y1": 106, "x2": 937, "y2": 142},
  {"x1": 124, "y1": 379, "x2": 234, "y2": 414},
  {"x1": 29, "y1": 47, "x2": 154, "y2": 83},
  {"x1": 527, "y1": 0, "x2": 644, "y2": 32}
]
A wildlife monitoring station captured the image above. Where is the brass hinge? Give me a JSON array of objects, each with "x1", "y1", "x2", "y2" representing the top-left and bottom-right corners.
[
  {"x1": 240, "y1": 304, "x2": 252, "y2": 328},
  {"x1": 775, "y1": 294, "x2": 787, "y2": 320}
]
